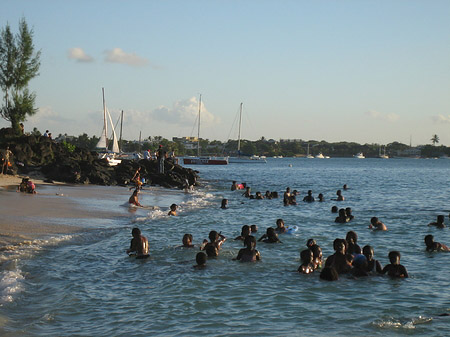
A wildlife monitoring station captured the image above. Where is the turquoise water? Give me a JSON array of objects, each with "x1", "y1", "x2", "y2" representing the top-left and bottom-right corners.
[{"x1": 1, "y1": 158, "x2": 449, "y2": 336}]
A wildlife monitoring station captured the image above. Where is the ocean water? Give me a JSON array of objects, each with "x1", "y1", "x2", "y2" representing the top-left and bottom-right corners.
[{"x1": 1, "y1": 158, "x2": 449, "y2": 336}]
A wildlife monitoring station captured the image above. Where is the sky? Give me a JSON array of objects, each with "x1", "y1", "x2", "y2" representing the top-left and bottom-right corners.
[{"x1": 1, "y1": 0, "x2": 449, "y2": 146}]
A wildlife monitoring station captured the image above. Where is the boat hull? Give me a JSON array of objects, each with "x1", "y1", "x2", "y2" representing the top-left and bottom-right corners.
[
  {"x1": 183, "y1": 157, "x2": 228, "y2": 165},
  {"x1": 228, "y1": 157, "x2": 267, "y2": 164}
]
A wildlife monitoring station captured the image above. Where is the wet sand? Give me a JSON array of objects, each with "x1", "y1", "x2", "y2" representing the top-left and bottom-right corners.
[{"x1": 0, "y1": 175, "x2": 124, "y2": 248}]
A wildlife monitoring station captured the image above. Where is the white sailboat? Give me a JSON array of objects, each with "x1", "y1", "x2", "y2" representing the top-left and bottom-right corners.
[
  {"x1": 378, "y1": 145, "x2": 389, "y2": 159},
  {"x1": 306, "y1": 143, "x2": 314, "y2": 158},
  {"x1": 228, "y1": 103, "x2": 266, "y2": 164},
  {"x1": 96, "y1": 88, "x2": 121, "y2": 166},
  {"x1": 183, "y1": 95, "x2": 228, "y2": 165}
]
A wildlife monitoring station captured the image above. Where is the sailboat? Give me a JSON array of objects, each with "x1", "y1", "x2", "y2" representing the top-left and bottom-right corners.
[
  {"x1": 183, "y1": 95, "x2": 228, "y2": 165},
  {"x1": 227, "y1": 103, "x2": 266, "y2": 164},
  {"x1": 96, "y1": 88, "x2": 122, "y2": 166},
  {"x1": 306, "y1": 143, "x2": 314, "y2": 158},
  {"x1": 378, "y1": 145, "x2": 389, "y2": 159}
]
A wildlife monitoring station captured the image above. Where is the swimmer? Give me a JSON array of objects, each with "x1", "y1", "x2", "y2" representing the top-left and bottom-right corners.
[
  {"x1": 129, "y1": 188, "x2": 142, "y2": 207},
  {"x1": 335, "y1": 208, "x2": 349, "y2": 223},
  {"x1": 333, "y1": 189, "x2": 344, "y2": 201},
  {"x1": 345, "y1": 231, "x2": 361, "y2": 256},
  {"x1": 264, "y1": 191, "x2": 272, "y2": 199},
  {"x1": 303, "y1": 190, "x2": 315, "y2": 202},
  {"x1": 351, "y1": 255, "x2": 369, "y2": 277},
  {"x1": 255, "y1": 191, "x2": 264, "y2": 200},
  {"x1": 362, "y1": 245, "x2": 382, "y2": 273},
  {"x1": 331, "y1": 205, "x2": 338, "y2": 213},
  {"x1": 201, "y1": 231, "x2": 227, "y2": 256},
  {"x1": 369, "y1": 217, "x2": 387, "y2": 231},
  {"x1": 250, "y1": 224, "x2": 258, "y2": 233},
  {"x1": 306, "y1": 238, "x2": 316, "y2": 249},
  {"x1": 310, "y1": 244, "x2": 323, "y2": 269},
  {"x1": 325, "y1": 239, "x2": 352, "y2": 274},
  {"x1": 234, "y1": 225, "x2": 250, "y2": 241},
  {"x1": 243, "y1": 186, "x2": 252, "y2": 198},
  {"x1": 320, "y1": 267, "x2": 339, "y2": 281},
  {"x1": 289, "y1": 195, "x2": 298, "y2": 205},
  {"x1": 275, "y1": 219, "x2": 286, "y2": 234},
  {"x1": 271, "y1": 191, "x2": 279, "y2": 198},
  {"x1": 17, "y1": 178, "x2": 28, "y2": 192},
  {"x1": 258, "y1": 227, "x2": 282, "y2": 243},
  {"x1": 234, "y1": 235, "x2": 261, "y2": 262},
  {"x1": 126, "y1": 227, "x2": 149, "y2": 258},
  {"x1": 318, "y1": 193, "x2": 324, "y2": 202},
  {"x1": 221, "y1": 199, "x2": 228, "y2": 209},
  {"x1": 382, "y1": 251, "x2": 408, "y2": 278},
  {"x1": 345, "y1": 207, "x2": 354, "y2": 221},
  {"x1": 424, "y1": 235, "x2": 450, "y2": 252},
  {"x1": 182, "y1": 234, "x2": 194, "y2": 248},
  {"x1": 168, "y1": 203, "x2": 177, "y2": 216},
  {"x1": 343, "y1": 184, "x2": 348, "y2": 190},
  {"x1": 231, "y1": 181, "x2": 238, "y2": 191},
  {"x1": 428, "y1": 215, "x2": 445, "y2": 228},
  {"x1": 298, "y1": 249, "x2": 315, "y2": 274},
  {"x1": 193, "y1": 252, "x2": 207, "y2": 269},
  {"x1": 283, "y1": 187, "x2": 291, "y2": 204}
]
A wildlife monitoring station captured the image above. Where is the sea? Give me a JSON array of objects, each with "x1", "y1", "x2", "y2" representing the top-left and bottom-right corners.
[{"x1": 0, "y1": 158, "x2": 449, "y2": 336}]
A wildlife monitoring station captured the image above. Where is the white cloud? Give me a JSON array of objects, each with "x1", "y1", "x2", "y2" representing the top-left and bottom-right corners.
[
  {"x1": 431, "y1": 114, "x2": 450, "y2": 124},
  {"x1": 104, "y1": 48, "x2": 148, "y2": 67},
  {"x1": 67, "y1": 47, "x2": 94, "y2": 62},
  {"x1": 152, "y1": 97, "x2": 220, "y2": 126},
  {"x1": 365, "y1": 110, "x2": 399, "y2": 122}
]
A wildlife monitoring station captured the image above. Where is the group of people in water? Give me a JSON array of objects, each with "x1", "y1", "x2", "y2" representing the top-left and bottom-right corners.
[
  {"x1": 126, "y1": 180, "x2": 449, "y2": 280},
  {"x1": 17, "y1": 177, "x2": 37, "y2": 194}
]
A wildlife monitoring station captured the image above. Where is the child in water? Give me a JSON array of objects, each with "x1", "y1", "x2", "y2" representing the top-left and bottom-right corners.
[
  {"x1": 382, "y1": 251, "x2": 408, "y2": 278},
  {"x1": 298, "y1": 249, "x2": 315, "y2": 274},
  {"x1": 250, "y1": 224, "x2": 258, "y2": 233},
  {"x1": 310, "y1": 244, "x2": 323, "y2": 269},
  {"x1": 234, "y1": 236, "x2": 261, "y2": 262},
  {"x1": 362, "y1": 245, "x2": 382, "y2": 273},
  {"x1": 428, "y1": 215, "x2": 445, "y2": 228},
  {"x1": 126, "y1": 227, "x2": 149, "y2": 259},
  {"x1": 168, "y1": 204, "x2": 177, "y2": 216},
  {"x1": 369, "y1": 216, "x2": 387, "y2": 231},
  {"x1": 201, "y1": 231, "x2": 227, "y2": 257},
  {"x1": 351, "y1": 254, "x2": 369, "y2": 277},
  {"x1": 234, "y1": 225, "x2": 250, "y2": 241},
  {"x1": 193, "y1": 252, "x2": 207, "y2": 269},
  {"x1": 220, "y1": 199, "x2": 228, "y2": 209},
  {"x1": 424, "y1": 235, "x2": 450, "y2": 252},
  {"x1": 345, "y1": 231, "x2": 361, "y2": 256},
  {"x1": 258, "y1": 227, "x2": 282, "y2": 243},
  {"x1": 335, "y1": 209, "x2": 349, "y2": 223},
  {"x1": 182, "y1": 234, "x2": 194, "y2": 248},
  {"x1": 275, "y1": 218, "x2": 286, "y2": 234}
]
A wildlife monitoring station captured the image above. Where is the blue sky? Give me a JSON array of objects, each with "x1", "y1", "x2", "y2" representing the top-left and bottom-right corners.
[{"x1": 2, "y1": 0, "x2": 449, "y2": 146}]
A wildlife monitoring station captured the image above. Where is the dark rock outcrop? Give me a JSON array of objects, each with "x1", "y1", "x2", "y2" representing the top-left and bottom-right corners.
[{"x1": 0, "y1": 129, "x2": 199, "y2": 189}]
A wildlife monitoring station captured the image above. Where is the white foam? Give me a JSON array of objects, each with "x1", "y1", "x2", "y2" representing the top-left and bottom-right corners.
[{"x1": 0, "y1": 270, "x2": 24, "y2": 305}]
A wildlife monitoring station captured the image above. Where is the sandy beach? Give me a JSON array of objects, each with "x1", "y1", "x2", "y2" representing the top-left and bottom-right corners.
[{"x1": 0, "y1": 174, "x2": 125, "y2": 249}]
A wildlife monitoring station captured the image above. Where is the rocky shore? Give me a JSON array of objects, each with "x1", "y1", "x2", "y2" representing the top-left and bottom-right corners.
[{"x1": 0, "y1": 128, "x2": 199, "y2": 189}]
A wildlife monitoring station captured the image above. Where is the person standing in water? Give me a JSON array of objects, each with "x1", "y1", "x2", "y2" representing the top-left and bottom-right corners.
[
  {"x1": 126, "y1": 227, "x2": 149, "y2": 258},
  {"x1": 129, "y1": 189, "x2": 142, "y2": 207}
]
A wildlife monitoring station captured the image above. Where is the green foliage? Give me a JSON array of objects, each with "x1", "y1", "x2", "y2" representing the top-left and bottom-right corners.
[
  {"x1": 62, "y1": 140, "x2": 76, "y2": 153},
  {"x1": 0, "y1": 18, "x2": 41, "y2": 133}
]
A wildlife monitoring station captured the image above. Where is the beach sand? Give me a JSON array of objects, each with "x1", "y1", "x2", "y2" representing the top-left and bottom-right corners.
[{"x1": 0, "y1": 174, "x2": 121, "y2": 248}]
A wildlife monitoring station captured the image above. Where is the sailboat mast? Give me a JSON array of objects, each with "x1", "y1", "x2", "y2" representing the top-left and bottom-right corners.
[
  {"x1": 102, "y1": 87, "x2": 108, "y2": 151},
  {"x1": 197, "y1": 94, "x2": 201, "y2": 157},
  {"x1": 237, "y1": 102, "x2": 243, "y2": 156},
  {"x1": 119, "y1": 110, "x2": 123, "y2": 153}
]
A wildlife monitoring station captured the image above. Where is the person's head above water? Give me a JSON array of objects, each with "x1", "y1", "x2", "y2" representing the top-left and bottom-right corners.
[
  {"x1": 276, "y1": 219, "x2": 285, "y2": 228},
  {"x1": 131, "y1": 227, "x2": 141, "y2": 238},
  {"x1": 388, "y1": 251, "x2": 401, "y2": 265},
  {"x1": 244, "y1": 235, "x2": 256, "y2": 249},
  {"x1": 331, "y1": 206, "x2": 338, "y2": 213},
  {"x1": 300, "y1": 249, "x2": 313, "y2": 264},
  {"x1": 424, "y1": 234, "x2": 434, "y2": 247},
  {"x1": 196, "y1": 252, "x2": 207, "y2": 265}
]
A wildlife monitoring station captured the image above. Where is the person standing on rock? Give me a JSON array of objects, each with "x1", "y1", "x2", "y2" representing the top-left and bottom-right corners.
[
  {"x1": 2, "y1": 146, "x2": 13, "y2": 175},
  {"x1": 157, "y1": 145, "x2": 166, "y2": 174}
]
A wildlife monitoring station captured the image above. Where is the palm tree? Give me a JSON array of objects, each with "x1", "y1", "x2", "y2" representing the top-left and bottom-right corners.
[{"x1": 431, "y1": 134, "x2": 439, "y2": 146}]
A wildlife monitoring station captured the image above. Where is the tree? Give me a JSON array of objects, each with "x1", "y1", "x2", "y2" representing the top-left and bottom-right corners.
[
  {"x1": 0, "y1": 18, "x2": 41, "y2": 134},
  {"x1": 431, "y1": 134, "x2": 439, "y2": 146}
]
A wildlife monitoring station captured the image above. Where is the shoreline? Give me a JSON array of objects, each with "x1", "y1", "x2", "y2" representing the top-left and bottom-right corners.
[{"x1": 0, "y1": 174, "x2": 106, "y2": 248}]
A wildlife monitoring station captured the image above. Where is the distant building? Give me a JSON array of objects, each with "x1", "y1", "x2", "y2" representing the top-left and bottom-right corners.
[
  {"x1": 396, "y1": 147, "x2": 421, "y2": 157},
  {"x1": 172, "y1": 136, "x2": 200, "y2": 150},
  {"x1": 280, "y1": 139, "x2": 303, "y2": 143}
]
